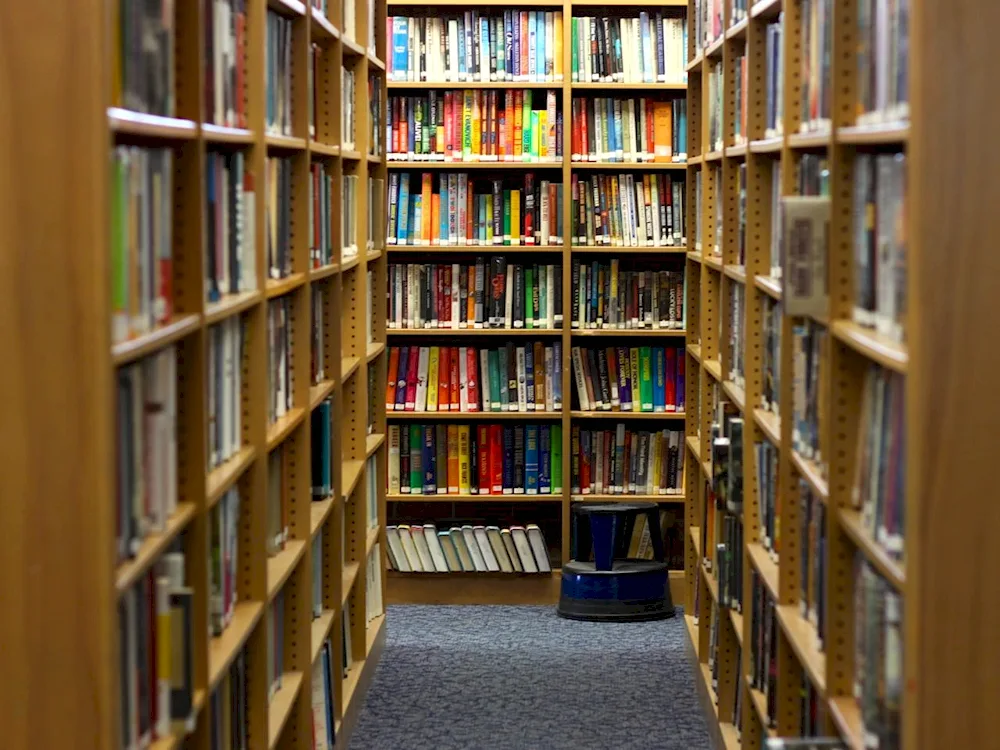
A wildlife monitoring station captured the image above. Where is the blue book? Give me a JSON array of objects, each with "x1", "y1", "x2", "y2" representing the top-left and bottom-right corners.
[
  {"x1": 439, "y1": 179, "x2": 449, "y2": 243},
  {"x1": 653, "y1": 347, "x2": 666, "y2": 412},
  {"x1": 591, "y1": 261, "x2": 599, "y2": 323},
  {"x1": 536, "y1": 11, "x2": 545, "y2": 81},
  {"x1": 412, "y1": 196, "x2": 422, "y2": 246},
  {"x1": 502, "y1": 427, "x2": 515, "y2": 493},
  {"x1": 552, "y1": 341, "x2": 563, "y2": 407},
  {"x1": 392, "y1": 17, "x2": 408, "y2": 79},
  {"x1": 640, "y1": 13, "x2": 653, "y2": 82},
  {"x1": 321, "y1": 645, "x2": 336, "y2": 746},
  {"x1": 504, "y1": 12, "x2": 513, "y2": 80},
  {"x1": 655, "y1": 12, "x2": 665, "y2": 80},
  {"x1": 539, "y1": 425, "x2": 551, "y2": 494},
  {"x1": 524, "y1": 344, "x2": 535, "y2": 407},
  {"x1": 205, "y1": 161, "x2": 220, "y2": 302},
  {"x1": 397, "y1": 174, "x2": 411, "y2": 244},
  {"x1": 525, "y1": 425, "x2": 539, "y2": 494},
  {"x1": 395, "y1": 347, "x2": 408, "y2": 406},
  {"x1": 423, "y1": 425, "x2": 436, "y2": 493}
]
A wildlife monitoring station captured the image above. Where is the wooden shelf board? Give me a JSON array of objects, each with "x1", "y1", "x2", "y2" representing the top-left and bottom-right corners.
[
  {"x1": 209, "y1": 602, "x2": 264, "y2": 689},
  {"x1": 310, "y1": 261, "x2": 340, "y2": 280},
  {"x1": 687, "y1": 342, "x2": 702, "y2": 362},
  {"x1": 837, "y1": 122, "x2": 909, "y2": 145},
  {"x1": 265, "y1": 272, "x2": 306, "y2": 299},
  {"x1": 791, "y1": 448, "x2": 829, "y2": 501},
  {"x1": 388, "y1": 160, "x2": 564, "y2": 169},
  {"x1": 684, "y1": 613, "x2": 699, "y2": 658},
  {"x1": 340, "y1": 253, "x2": 361, "y2": 272},
  {"x1": 705, "y1": 35, "x2": 725, "y2": 59},
  {"x1": 703, "y1": 253, "x2": 723, "y2": 271},
  {"x1": 840, "y1": 508, "x2": 905, "y2": 589},
  {"x1": 688, "y1": 155, "x2": 704, "y2": 165},
  {"x1": 310, "y1": 496, "x2": 336, "y2": 539},
  {"x1": 342, "y1": 37, "x2": 365, "y2": 56},
  {"x1": 267, "y1": 0, "x2": 305, "y2": 14},
  {"x1": 571, "y1": 245, "x2": 688, "y2": 253},
  {"x1": 754, "y1": 273, "x2": 783, "y2": 299},
  {"x1": 776, "y1": 604, "x2": 827, "y2": 694},
  {"x1": 701, "y1": 560, "x2": 719, "y2": 602},
  {"x1": 829, "y1": 696, "x2": 866, "y2": 750},
  {"x1": 366, "y1": 341, "x2": 385, "y2": 362},
  {"x1": 573, "y1": 160, "x2": 688, "y2": 170},
  {"x1": 341, "y1": 561, "x2": 362, "y2": 605},
  {"x1": 343, "y1": 459, "x2": 365, "y2": 499},
  {"x1": 309, "y1": 379, "x2": 336, "y2": 409},
  {"x1": 148, "y1": 733, "x2": 179, "y2": 750},
  {"x1": 747, "y1": 542, "x2": 779, "y2": 599},
  {"x1": 726, "y1": 17, "x2": 749, "y2": 40},
  {"x1": 689, "y1": 525, "x2": 701, "y2": 559},
  {"x1": 388, "y1": 410, "x2": 563, "y2": 420},
  {"x1": 341, "y1": 147, "x2": 363, "y2": 160},
  {"x1": 571, "y1": 493, "x2": 685, "y2": 503},
  {"x1": 571, "y1": 410, "x2": 686, "y2": 419},
  {"x1": 366, "y1": 525, "x2": 380, "y2": 555},
  {"x1": 367, "y1": 153, "x2": 383, "y2": 164},
  {"x1": 704, "y1": 358, "x2": 722, "y2": 381},
  {"x1": 685, "y1": 54, "x2": 704, "y2": 73},
  {"x1": 310, "y1": 7, "x2": 339, "y2": 38},
  {"x1": 573, "y1": 82, "x2": 686, "y2": 91},
  {"x1": 749, "y1": 136, "x2": 784, "y2": 154},
  {"x1": 267, "y1": 540, "x2": 307, "y2": 601},
  {"x1": 745, "y1": 675, "x2": 776, "y2": 737},
  {"x1": 366, "y1": 248, "x2": 383, "y2": 262},
  {"x1": 725, "y1": 142, "x2": 748, "y2": 158},
  {"x1": 722, "y1": 380, "x2": 746, "y2": 412},
  {"x1": 310, "y1": 141, "x2": 341, "y2": 157},
  {"x1": 724, "y1": 264, "x2": 747, "y2": 283},
  {"x1": 389, "y1": 243, "x2": 563, "y2": 253},
  {"x1": 202, "y1": 124, "x2": 255, "y2": 145},
  {"x1": 729, "y1": 607, "x2": 744, "y2": 646},
  {"x1": 267, "y1": 671, "x2": 304, "y2": 750},
  {"x1": 108, "y1": 108, "x2": 198, "y2": 139},
  {"x1": 310, "y1": 610, "x2": 337, "y2": 665},
  {"x1": 686, "y1": 434, "x2": 701, "y2": 463},
  {"x1": 388, "y1": 80, "x2": 556, "y2": 89},
  {"x1": 366, "y1": 432, "x2": 385, "y2": 457},
  {"x1": 341, "y1": 355, "x2": 361, "y2": 381},
  {"x1": 572, "y1": 328, "x2": 686, "y2": 337},
  {"x1": 753, "y1": 408, "x2": 781, "y2": 447},
  {"x1": 205, "y1": 290, "x2": 261, "y2": 325},
  {"x1": 387, "y1": 569, "x2": 562, "y2": 604},
  {"x1": 266, "y1": 407, "x2": 305, "y2": 451},
  {"x1": 388, "y1": 492, "x2": 563, "y2": 502},
  {"x1": 575, "y1": 0, "x2": 686, "y2": 4},
  {"x1": 112, "y1": 314, "x2": 200, "y2": 365},
  {"x1": 788, "y1": 129, "x2": 831, "y2": 150},
  {"x1": 719, "y1": 721, "x2": 740, "y2": 750},
  {"x1": 389, "y1": 327, "x2": 562, "y2": 336},
  {"x1": 705, "y1": 150, "x2": 724, "y2": 163},
  {"x1": 264, "y1": 133, "x2": 307, "y2": 151},
  {"x1": 368, "y1": 52, "x2": 386, "y2": 70},
  {"x1": 687, "y1": 249, "x2": 703, "y2": 263},
  {"x1": 751, "y1": 0, "x2": 782, "y2": 18},
  {"x1": 115, "y1": 503, "x2": 197, "y2": 592},
  {"x1": 830, "y1": 319, "x2": 908, "y2": 373},
  {"x1": 206, "y1": 445, "x2": 257, "y2": 509}
]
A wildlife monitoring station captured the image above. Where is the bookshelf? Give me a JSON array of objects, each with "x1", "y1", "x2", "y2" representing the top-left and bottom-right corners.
[
  {"x1": 0, "y1": 0, "x2": 387, "y2": 748},
  {"x1": 680, "y1": 1, "x2": 1000, "y2": 750},
  {"x1": 384, "y1": 3, "x2": 690, "y2": 602}
]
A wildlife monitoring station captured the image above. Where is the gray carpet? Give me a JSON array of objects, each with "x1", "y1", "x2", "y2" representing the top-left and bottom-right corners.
[{"x1": 349, "y1": 605, "x2": 711, "y2": 749}]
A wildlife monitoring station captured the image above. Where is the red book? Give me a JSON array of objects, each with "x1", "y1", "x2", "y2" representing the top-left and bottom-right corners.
[
  {"x1": 524, "y1": 172, "x2": 535, "y2": 245},
  {"x1": 391, "y1": 98, "x2": 399, "y2": 155},
  {"x1": 386, "y1": 347, "x2": 400, "y2": 408},
  {"x1": 677, "y1": 353, "x2": 685, "y2": 411},
  {"x1": 405, "y1": 345, "x2": 420, "y2": 409},
  {"x1": 581, "y1": 100, "x2": 589, "y2": 159},
  {"x1": 490, "y1": 424, "x2": 503, "y2": 493},
  {"x1": 581, "y1": 433, "x2": 591, "y2": 492},
  {"x1": 665, "y1": 347, "x2": 677, "y2": 411},
  {"x1": 400, "y1": 98, "x2": 409, "y2": 156},
  {"x1": 438, "y1": 347, "x2": 451, "y2": 409},
  {"x1": 477, "y1": 425, "x2": 491, "y2": 493},
  {"x1": 443, "y1": 265, "x2": 452, "y2": 326},
  {"x1": 519, "y1": 12, "x2": 529, "y2": 77},
  {"x1": 450, "y1": 347, "x2": 461, "y2": 410},
  {"x1": 646, "y1": 98, "x2": 656, "y2": 161},
  {"x1": 465, "y1": 347, "x2": 480, "y2": 412}
]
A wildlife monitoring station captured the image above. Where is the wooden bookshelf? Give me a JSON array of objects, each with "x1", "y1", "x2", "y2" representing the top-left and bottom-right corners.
[
  {"x1": 0, "y1": 0, "x2": 387, "y2": 747},
  {"x1": 679, "y1": 0, "x2": 1000, "y2": 749}
]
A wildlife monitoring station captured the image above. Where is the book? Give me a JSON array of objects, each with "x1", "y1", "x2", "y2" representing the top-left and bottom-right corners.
[
  {"x1": 265, "y1": 156, "x2": 293, "y2": 279},
  {"x1": 385, "y1": 523, "x2": 552, "y2": 573},
  {"x1": 266, "y1": 298, "x2": 292, "y2": 426},
  {"x1": 570, "y1": 425, "x2": 684, "y2": 496},
  {"x1": 764, "y1": 16, "x2": 784, "y2": 138},
  {"x1": 311, "y1": 398, "x2": 333, "y2": 499},
  {"x1": 571, "y1": 346, "x2": 683, "y2": 413},
  {"x1": 265, "y1": 10, "x2": 293, "y2": 135},
  {"x1": 342, "y1": 66, "x2": 357, "y2": 149},
  {"x1": 204, "y1": 0, "x2": 249, "y2": 128},
  {"x1": 571, "y1": 259, "x2": 685, "y2": 328},
  {"x1": 112, "y1": 0, "x2": 175, "y2": 116},
  {"x1": 855, "y1": 0, "x2": 909, "y2": 125},
  {"x1": 205, "y1": 151, "x2": 256, "y2": 303},
  {"x1": 570, "y1": 96, "x2": 686, "y2": 164}
]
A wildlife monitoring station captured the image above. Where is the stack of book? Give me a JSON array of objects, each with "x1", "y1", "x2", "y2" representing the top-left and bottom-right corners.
[
  {"x1": 385, "y1": 523, "x2": 553, "y2": 573},
  {"x1": 570, "y1": 13, "x2": 686, "y2": 84},
  {"x1": 571, "y1": 425, "x2": 685, "y2": 495},
  {"x1": 205, "y1": 0, "x2": 248, "y2": 128},
  {"x1": 570, "y1": 172, "x2": 686, "y2": 246},
  {"x1": 388, "y1": 423, "x2": 563, "y2": 496},
  {"x1": 570, "y1": 96, "x2": 686, "y2": 163},
  {"x1": 386, "y1": 343, "x2": 564, "y2": 413},
  {"x1": 571, "y1": 260, "x2": 685, "y2": 329},
  {"x1": 267, "y1": 298, "x2": 292, "y2": 427},
  {"x1": 571, "y1": 346, "x2": 685, "y2": 413},
  {"x1": 206, "y1": 151, "x2": 257, "y2": 302},
  {"x1": 209, "y1": 488, "x2": 241, "y2": 637},
  {"x1": 208, "y1": 319, "x2": 244, "y2": 472},
  {"x1": 265, "y1": 11, "x2": 293, "y2": 136}
]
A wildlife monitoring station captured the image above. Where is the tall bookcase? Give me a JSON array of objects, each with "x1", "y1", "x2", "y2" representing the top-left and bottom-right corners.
[
  {"x1": 383, "y1": 0, "x2": 692, "y2": 605},
  {"x1": 679, "y1": 0, "x2": 1000, "y2": 749},
  {"x1": 0, "y1": 0, "x2": 387, "y2": 748}
]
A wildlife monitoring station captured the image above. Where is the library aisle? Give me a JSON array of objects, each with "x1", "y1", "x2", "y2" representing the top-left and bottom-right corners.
[{"x1": 350, "y1": 605, "x2": 710, "y2": 750}]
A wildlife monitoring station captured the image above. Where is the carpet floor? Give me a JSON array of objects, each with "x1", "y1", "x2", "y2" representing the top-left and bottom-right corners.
[{"x1": 349, "y1": 605, "x2": 711, "y2": 750}]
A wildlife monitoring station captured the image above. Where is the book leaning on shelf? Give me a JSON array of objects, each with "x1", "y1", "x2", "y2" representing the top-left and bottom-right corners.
[
  {"x1": 387, "y1": 173, "x2": 564, "y2": 247},
  {"x1": 387, "y1": 260, "x2": 563, "y2": 330},
  {"x1": 119, "y1": 546, "x2": 195, "y2": 747},
  {"x1": 311, "y1": 639, "x2": 337, "y2": 750},
  {"x1": 571, "y1": 13, "x2": 686, "y2": 85},
  {"x1": 205, "y1": 0, "x2": 249, "y2": 128},
  {"x1": 571, "y1": 346, "x2": 685, "y2": 413},
  {"x1": 387, "y1": 423, "x2": 563, "y2": 496},
  {"x1": 571, "y1": 425, "x2": 685, "y2": 496},
  {"x1": 112, "y1": 0, "x2": 174, "y2": 116},
  {"x1": 385, "y1": 523, "x2": 553, "y2": 574},
  {"x1": 117, "y1": 347, "x2": 177, "y2": 561},
  {"x1": 572, "y1": 172, "x2": 686, "y2": 247},
  {"x1": 571, "y1": 96, "x2": 686, "y2": 163},
  {"x1": 388, "y1": 90, "x2": 562, "y2": 163},
  {"x1": 265, "y1": 10, "x2": 293, "y2": 136},
  {"x1": 387, "y1": 343, "x2": 564, "y2": 413},
  {"x1": 206, "y1": 151, "x2": 257, "y2": 302},
  {"x1": 388, "y1": 11, "x2": 564, "y2": 83},
  {"x1": 571, "y1": 260, "x2": 684, "y2": 329}
]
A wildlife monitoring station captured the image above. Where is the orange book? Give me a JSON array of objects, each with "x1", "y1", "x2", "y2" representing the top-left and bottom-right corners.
[
  {"x1": 467, "y1": 267, "x2": 476, "y2": 324},
  {"x1": 421, "y1": 173, "x2": 432, "y2": 243},
  {"x1": 438, "y1": 347, "x2": 451, "y2": 409},
  {"x1": 652, "y1": 101, "x2": 673, "y2": 162},
  {"x1": 534, "y1": 342, "x2": 546, "y2": 409},
  {"x1": 385, "y1": 347, "x2": 400, "y2": 408},
  {"x1": 447, "y1": 425, "x2": 460, "y2": 493},
  {"x1": 431, "y1": 194, "x2": 440, "y2": 245},
  {"x1": 513, "y1": 91, "x2": 523, "y2": 158},
  {"x1": 449, "y1": 348, "x2": 462, "y2": 410},
  {"x1": 467, "y1": 190, "x2": 474, "y2": 240}
]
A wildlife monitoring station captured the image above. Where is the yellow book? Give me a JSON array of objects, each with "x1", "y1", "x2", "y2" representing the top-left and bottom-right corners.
[
  {"x1": 554, "y1": 12, "x2": 564, "y2": 81},
  {"x1": 485, "y1": 194, "x2": 494, "y2": 243},
  {"x1": 447, "y1": 425, "x2": 460, "y2": 493},
  {"x1": 155, "y1": 579, "x2": 170, "y2": 736},
  {"x1": 457, "y1": 425, "x2": 471, "y2": 493},
  {"x1": 111, "y1": 0, "x2": 122, "y2": 107},
  {"x1": 421, "y1": 173, "x2": 432, "y2": 244},
  {"x1": 427, "y1": 347, "x2": 440, "y2": 411},
  {"x1": 629, "y1": 348, "x2": 642, "y2": 412},
  {"x1": 462, "y1": 91, "x2": 474, "y2": 159},
  {"x1": 653, "y1": 101, "x2": 673, "y2": 161},
  {"x1": 471, "y1": 92, "x2": 482, "y2": 160},
  {"x1": 651, "y1": 433, "x2": 661, "y2": 493},
  {"x1": 510, "y1": 190, "x2": 521, "y2": 246},
  {"x1": 538, "y1": 111, "x2": 548, "y2": 159}
]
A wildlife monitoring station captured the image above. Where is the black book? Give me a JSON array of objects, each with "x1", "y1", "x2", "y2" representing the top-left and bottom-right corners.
[
  {"x1": 602, "y1": 18, "x2": 613, "y2": 81},
  {"x1": 596, "y1": 349, "x2": 612, "y2": 408},
  {"x1": 513, "y1": 425, "x2": 525, "y2": 492},
  {"x1": 531, "y1": 266, "x2": 541, "y2": 323},
  {"x1": 169, "y1": 589, "x2": 195, "y2": 721},
  {"x1": 502, "y1": 426, "x2": 515, "y2": 492},
  {"x1": 571, "y1": 261, "x2": 580, "y2": 327},
  {"x1": 459, "y1": 265, "x2": 468, "y2": 325},
  {"x1": 492, "y1": 179, "x2": 503, "y2": 242},
  {"x1": 513, "y1": 264, "x2": 524, "y2": 328},
  {"x1": 400, "y1": 429, "x2": 410, "y2": 491},
  {"x1": 436, "y1": 424, "x2": 448, "y2": 494},
  {"x1": 506, "y1": 342, "x2": 518, "y2": 405}
]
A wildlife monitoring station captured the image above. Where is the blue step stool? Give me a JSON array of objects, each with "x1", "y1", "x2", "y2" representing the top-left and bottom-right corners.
[{"x1": 557, "y1": 502, "x2": 675, "y2": 622}]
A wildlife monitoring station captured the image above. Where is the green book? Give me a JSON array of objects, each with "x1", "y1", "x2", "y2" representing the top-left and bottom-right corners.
[
  {"x1": 639, "y1": 347, "x2": 654, "y2": 412},
  {"x1": 522, "y1": 95, "x2": 531, "y2": 158},
  {"x1": 525, "y1": 266, "x2": 534, "y2": 328},
  {"x1": 530, "y1": 110, "x2": 540, "y2": 159},
  {"x1": 410, "y1": 424, "x2": 422, "y2": 492},
  {"x1": 551, "y1": 424, "x2": 563, "y2": 493},
  {"x1": 571, "y1": 18, "x2": 578, "y2": 82},
  {"x1": 503, "y1": 191, "x2": 511, "y2": 245},
  {"x1": 488, "y1": 349, "x2": 502, "y2": 411}
]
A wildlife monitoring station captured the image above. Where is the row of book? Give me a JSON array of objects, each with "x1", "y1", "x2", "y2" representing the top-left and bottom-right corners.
[
  {"x1": 853, "y1": 152, "x2": 907, "y2": 344},
  {"x1": 711, "y1": 410, "x2": 744, "y2": 515},
  {"x1": 716, "y1": 511, "x2": 743, "y2": 611},
  {"x1": 310, "y1": 162, "x2": 336, "y2": 269},
  {"x1": 570, "y1": 173, "x2": 686, "y2": 247},
  {"x1": 571, "y1": 261, "x2": 685, "y2": 330},
  {"x1": 119, "y1": 550, "x2": 195, "y2": 749},
  {"x1": 387, "y1": 423, "x2": 564, "y2": 496},
  {"x1": 366, "y1": 454, "x2": 380, "y2": 531},
  {"x1": 111, "y1": 147, "x2": 173, "y2": 345},
  {"x1": 268, "y1": 298, "x2": 292, "y2": 427},
  {"x1": 311, "y1": 638, "x2": 338, "y2": 750},
  {"x1": 369, "y1": 75, "x2": 384, "y2": 157},
  {"x1": 694, "y1": 0, "x2": 724, "y2": 50},
  {"x1": 857, "y1": 0, "x2": 910, "y2": 125},
  {"x1": 387, "y1": 173, "x2": 565, "y2": 247},
  {"x1": 208, "y1": 647, "x2": 248, "y2": 750},
  {"x1": 571, "y1": 346, "x2": 686, "y2": 413},
  {"x1": 733, "y1": 51, "x2": 748, "y2": 146},
  {"x1": 571, "y1": 426, "x2": 685, "y2": 496},
  {"x1": 571, "y1": 97, "x2": 687, "y2": 164},
  {"x1": 387, "y1": 260, "x2": 563, "y2": 331},
  {"x1": 208, "y1": 318, "x2": 244, "y2": 472},
  {"x1": 117, "y1": 348, "x2": 178, "y2": 563},
  {"x1": 206, "y1": 151, "x2": 257, "y2": 302},
  {"x1": 206, "y1": 0, "x2": 248, "y2": 129},
  {"x1": 728, "y1": 282, "x2": 746, "y2": 387},
  {"x1": 343, "y1": 173, "x2": 360, "y2": 259},
  {"x1": 765, "y1": 18, "x2": 784, "y2": 138},
  {"x1": 387, "y1": 90, "x2": 562, "y2": 163},
  {"x1": 113, "y1": 0, "x2": 173, "y2": 116},
  {"x1": 311, "y1": 398, "x2": 334, "y2": 500},
  {"x1": 266, "y1": 590, "x2": 286, "y2": 699},
  {"x1": 310, "y1": 287, "x2": 327, "y2": 387},
  {"x1": 386, "y1": 343, "x2": 565, "y2": 414},
  {"x1": 800, "y1": 483, "x2": 827, "y2": 637},
  {"x1": 749, "y1": 567, "x2": 778, "y2": 728},
  {"x1": 266, "y1": 156, "x2": 293, "y2": 280},
  {"x1": 366, "y1": 545, "x2": 385, "y2": 623},
  {"x1": 756, "y1": 439, "x2": 780, "y2": 558},
  {"x1": 266, "y1": 11, "x2": 293, "y2": 136},
  {"x1": 385, "y1": 523, "x2": 553, "y2": 573},
  {"x1": 342, "y1": 68, "x2": 357, "y2": 151},
  {"x1": 762, "y1": 297, "x2": 782, "y2": 417},
  {"x1": 388, "y1": 12, "x2": 565, "y2": 84},
  {"x1": 268, "y1": 448, "x2": 291, "y2": 557},
  {"x1": 210, "y1": 488, "x2": 241, "y2": 637},
  {"x1": 571, "y1": 14, "x2": 686, "y2": 85},
  {"x1": 792, "y1": 321, "x2": 826, "y2": 467},
  {"x1": 800, "y1": 0, "x2": 832, "y2": 133},
  {"x1": 708, "y1": 61, "x2": 723, "y2": 153}
]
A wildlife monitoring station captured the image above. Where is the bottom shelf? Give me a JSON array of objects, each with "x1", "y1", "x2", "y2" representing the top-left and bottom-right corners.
[
  {"x1": 684, "y1": 613, "x2": 740, "y2": 750},
  {"x1": 336, "y1": 614, "x2": 387, "y2": 750}
]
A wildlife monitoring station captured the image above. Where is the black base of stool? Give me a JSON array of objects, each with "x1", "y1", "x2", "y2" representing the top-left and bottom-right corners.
[{"x1": 557, "y1": 560, "x2": 675, "y2": 622}]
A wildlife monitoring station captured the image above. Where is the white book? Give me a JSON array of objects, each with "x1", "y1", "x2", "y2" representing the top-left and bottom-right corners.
[
  {"x1": 437, "y1": 532, "x2": 460, "y2": 571},
  {"x1": 448, "y1": 21, "x2": 459, "y2": 81},
  {"x1": 451, "y1": 263, "x2": 461, "y2": 324},
  {"x1": 487, "y1": 527, "x2": 513, "y2": 572},
  {"x1": 423, "y1": 524, "x2": 450, "y2": 571},
  {"x1": 461, "y1": 525, "x2": 486, "y2": 571},
  {"x1": 526, "y1": 524, "x2": 551, "y2": 572},
  {"x1": 474, "y1": 526, "x2": 499, "y2": 571},
  {"x1": 458, "y1": 346, "x2": 469, "y2": 411},
  {"x1": 635, "y1": 181, "x2": 648, "y2": 246},
  {"x1": 397, "y1": 525, "x2": 422, "y2": 571},
  {"x1": 510, "y1": 527, "x2": 538, "y2": 573},
  {"x1": 515, "y1": 347, "x2": 528, "y2": 412},
  {"x1": 540, "y1": 189, "x2": 550, "y2": 245},
  {"x1": 450, "y1": 527, "x2": 474, "y2": 571},
  {"x1": 504, "y1": 272, "x2": 513, "y2": 327},
  {"x1": 571, "y1": 347, "x2": 590, "y2": 410},
  {"x1": 411, "y1": 526, "x2": 436, "y2": 572},
  {"x1": 544, "y1": 346, "x2": 555, "y2": 411},
  {"x1": 415, "y1": 347, "x2": 429, "y2": 411},
  {"x1": 501, "y1": 530, "x2": 523, "y2": 572}
]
